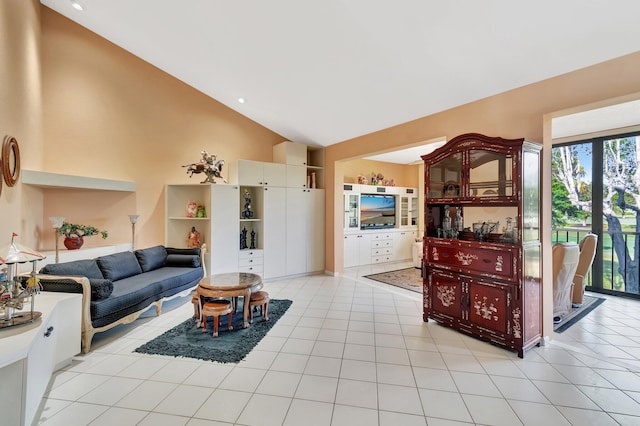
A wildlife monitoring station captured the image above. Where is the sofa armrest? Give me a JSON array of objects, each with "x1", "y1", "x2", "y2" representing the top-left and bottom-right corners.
[{"x1": 37, "y1": 274, "x2": 93, "y2": 343}]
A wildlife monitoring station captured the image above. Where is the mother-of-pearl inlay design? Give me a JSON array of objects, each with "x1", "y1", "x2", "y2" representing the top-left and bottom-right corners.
[
  {"x1": 473, "y1": 295, "x2": 498, "y2": 321},
  {"x1": 455, "y1": 251, "x2": 478, "y2": 266},
  {"x1": 512, "y1": 307, "x2": 522, "y2": 338},
  {"x1": 436, "y1": 285, "x2": 456, "y2": 307}
]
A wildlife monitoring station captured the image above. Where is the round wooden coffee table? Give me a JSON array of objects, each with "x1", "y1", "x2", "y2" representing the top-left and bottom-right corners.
[{"x1": 197, "y1": 272, "x2": 263, "y2": 329}]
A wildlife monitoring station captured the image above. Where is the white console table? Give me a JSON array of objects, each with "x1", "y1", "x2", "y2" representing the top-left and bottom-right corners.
[{"x1": 0, "y1": 292, "x2": 81, "y2": 426}]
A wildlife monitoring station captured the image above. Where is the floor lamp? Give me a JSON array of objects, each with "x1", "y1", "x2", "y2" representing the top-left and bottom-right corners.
[
  {"x1": 129, "y1": 215, "x2": 139, "y2": 250},
  {"x1": 48, "y1": 216, "x2": 65, "y2": 263}
]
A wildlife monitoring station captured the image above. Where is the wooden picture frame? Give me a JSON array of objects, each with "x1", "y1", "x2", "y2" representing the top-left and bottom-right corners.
[{"x1": 2, "y1": 135, "x2": 20, "y2": 187}]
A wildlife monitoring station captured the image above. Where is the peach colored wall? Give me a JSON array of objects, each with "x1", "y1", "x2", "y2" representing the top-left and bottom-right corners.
[
  {"x1": 0, "y1": 0, "x2": 43, "y2": 249},
  {"x1": 341, "y1": 158, "x2": 419, "y2": 188},
  {"x1": 326, "y1": 51, "x2": 640, "y2": 339},
  {"x1": 39, "y1": 8, "x2": 285, "y2": 250}
]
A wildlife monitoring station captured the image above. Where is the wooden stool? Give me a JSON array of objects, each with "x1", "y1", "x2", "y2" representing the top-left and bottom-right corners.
[
  {"x1": 201, "y1": 299, "x2": 234, "y2": 337},
  {"x1": 249, "y1": 291, "x2": 269, "y2": 323},
  {"x1": 192, "y1": 292, "x2": 200, "y2": 320}
]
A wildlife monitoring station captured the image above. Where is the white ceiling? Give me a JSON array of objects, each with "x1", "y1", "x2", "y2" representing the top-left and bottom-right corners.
[{"x1": 41, "y1": 0, "x2": 640, "y2": 154}]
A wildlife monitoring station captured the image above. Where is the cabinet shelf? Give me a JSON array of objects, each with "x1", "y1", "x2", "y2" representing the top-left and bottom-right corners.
[
  {"x1": 240, "y1": 219, "x2": 262, "y2": 222},
  {"x1": 168, "y1": 217, "x2": 210, "y2": 220}
]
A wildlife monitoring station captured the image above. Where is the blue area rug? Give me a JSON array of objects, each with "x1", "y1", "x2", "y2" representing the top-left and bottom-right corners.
[
  {"x1": 554, "y1": 295, "x2": 604, "y2": 333},
  {"x1": 134, "y1": 299, "x2": 292, "y2": 363}
]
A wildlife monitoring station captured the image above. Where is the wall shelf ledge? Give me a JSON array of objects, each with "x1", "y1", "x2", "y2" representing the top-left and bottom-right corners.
[{"x1": 21, "y1": 170, "x2": 135, "y2": 192}]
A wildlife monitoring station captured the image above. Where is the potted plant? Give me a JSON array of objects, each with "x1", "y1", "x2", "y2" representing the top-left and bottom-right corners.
[{"x1": 58, "y1": 222, "x2": 108, "y2": 250}]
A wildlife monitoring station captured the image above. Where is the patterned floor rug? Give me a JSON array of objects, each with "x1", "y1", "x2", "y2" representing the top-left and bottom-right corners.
[
  {"x1": 554, "y1": 294, "x2": 605, "y2": 333},
  {"x1": 363, "y1": 267, "x2": 422, "y2": 293},
  {"x1": 134, "y1": 299, "x2": 292, "y2": 363}
]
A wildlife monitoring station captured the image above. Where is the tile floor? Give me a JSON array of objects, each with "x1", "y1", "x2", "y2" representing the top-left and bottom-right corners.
[{"x1": 35, "y1": 261, "x2": 640, "y2": 425}]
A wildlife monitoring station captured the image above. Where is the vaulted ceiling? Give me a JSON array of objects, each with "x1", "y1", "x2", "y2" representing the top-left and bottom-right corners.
[{"x1": 41, "y1": 0, "x2": 640, "y2": 149}]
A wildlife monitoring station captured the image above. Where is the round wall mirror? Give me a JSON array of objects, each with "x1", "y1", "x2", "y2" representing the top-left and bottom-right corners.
[{"x1": 2, "y1": 135, "x2": 20, "y2": 187}]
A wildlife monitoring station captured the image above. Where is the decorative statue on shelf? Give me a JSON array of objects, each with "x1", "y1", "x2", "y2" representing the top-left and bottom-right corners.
[
  {"x1": 242, "y1": 190, "x2": 254, "y2": 219},
  {"x1": 187, "y1": 226, "x2": 201, "y2": 248},
  {"x1": 240, "y1": 227, "x2": 248, "y2": 250},
  {"x1": 196, "y1": 205, "x2": 207, "y2": 218},
  {"x1": 250, "y1": 229, "x2": 256, "y2": 250},
  {"x1": 186, "y1": 200, "x2": 198, "y2": 218},
  {"x1": 182, "y1": 150, "x2": 228, "y2": 184}
]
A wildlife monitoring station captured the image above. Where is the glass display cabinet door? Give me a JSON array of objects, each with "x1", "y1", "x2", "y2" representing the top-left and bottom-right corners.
[
  {"x1": 400, "y1": 196, "x2": 409, "y2": 226},
  {"x1": 410, "y1": 196, "x2": 418, "y2": 226},
  {"x1": 428, "y1": 152, "x2": 462, "y2": 198},
  {"x1": 468, "y1": 149, "x2": 513, "y2": 197},
  {"x1": 344, "y1": 193, "x2": 359, "y2": 230},
  {"x1": 522, "y1": 149, "x2": 540, "y2": 242}
]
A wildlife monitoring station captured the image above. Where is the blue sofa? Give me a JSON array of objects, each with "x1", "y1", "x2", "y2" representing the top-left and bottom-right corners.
[{"x1": 38, "y1": 245, "x2": 206, "y2": 353}]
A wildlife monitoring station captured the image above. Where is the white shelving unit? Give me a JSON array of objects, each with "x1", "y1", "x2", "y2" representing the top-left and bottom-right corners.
[{"x1": 170, "y1": 142, "x2": 326, "y2": 280}]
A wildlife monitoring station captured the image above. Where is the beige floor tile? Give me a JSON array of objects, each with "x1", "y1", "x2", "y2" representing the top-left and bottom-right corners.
[
  {"x1": 331, "y1": 404, "x2": 378, "y2": 426},
  {"x1": 236, "y1": 394, "x2": 291, "y2": 426},
  {"x1": 193, "y1": 389, "x2": 251, "y2": 423},
  {"x1": 294, "y1": 374, "x2": 338, "y2": 402},
  {"x1": 283, "y1": 399, "x2": 333, "y2": 426},
  {"x1": 462, "y1": 394, "x2": 522, "y2": 426}
]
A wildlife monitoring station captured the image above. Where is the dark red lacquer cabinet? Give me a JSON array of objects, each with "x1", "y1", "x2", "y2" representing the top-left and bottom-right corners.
[{"x1": 422, "y1": 133, "x2": 542, "y2": 358}]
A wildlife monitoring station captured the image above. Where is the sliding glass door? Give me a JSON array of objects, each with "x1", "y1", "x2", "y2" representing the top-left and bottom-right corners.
[{"x1": 552, "y1": 132, "x2": 640, "y2": 298}]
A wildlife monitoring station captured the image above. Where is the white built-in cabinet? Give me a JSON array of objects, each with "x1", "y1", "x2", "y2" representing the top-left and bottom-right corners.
[
  {"x1": 285, "y1": 187, "x2": 325, "y2": 276},
  {"x1": 0, "y1": 292, "x2": 81, "y2": 426},
  {"x1": 211, "y1": 185, "x2": 241, "y2": 273},
  {"x1": 231, "y1": 160, "x2": 286, "y2": 187},
  {"x1": 343, "y1": 184, "x2": 418, "y2": 268},
  {"x1": 167, "y1": 141, "x2": 325, "y2": 280},
  {"x1": 263, "y1": 186, "x2": 287, "y2": 278}
]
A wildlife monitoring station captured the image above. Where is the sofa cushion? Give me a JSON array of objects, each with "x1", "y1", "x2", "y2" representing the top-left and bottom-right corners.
[
  {"x1": 89, "y1": 278, "x2": 114, "y2": 300},
  {"x1": 89, "y1": 266, "x2": 202, "y2": 326},
  {"x1": 165, "y1": 254, "x2": 200, "y2": 268},
  {"x1": 96, "y1": 251, "x2": 143, "y2": 281},
  {"x1": 40, "y1": 259, "x2": 104, "y2": 279},
  {"x1": 134, "y1": 246, "x2": 167, "y2": 272}
]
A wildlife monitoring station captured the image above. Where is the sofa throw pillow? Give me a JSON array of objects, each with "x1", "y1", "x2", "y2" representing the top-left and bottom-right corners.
[
  {"x1": 166, "y1": 247, "x2": 201, "y2": 256},
  {"x1": 40, "y1": 259, "x2": 104, "y2": 279},
  {"x1": 165, "y1": 254, "x2": 201, "y2": 268},
  {"x1": 96, "y1": 251, "x2": 143, "y2": 281},
  {"x1": 135, "y1": 245, "x2": 167, "y2": 272},
  {"x1": 89, "y1": 278, "x2": 114, "y2": 300}
]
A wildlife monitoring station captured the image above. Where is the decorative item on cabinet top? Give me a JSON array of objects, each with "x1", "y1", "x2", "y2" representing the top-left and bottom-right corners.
[
  {"x1": 0, "y1": 233, "x2": 45, "y2": 328},
  {"x1": 182, "y1": 150, "x2": 227, "y2": 184}
]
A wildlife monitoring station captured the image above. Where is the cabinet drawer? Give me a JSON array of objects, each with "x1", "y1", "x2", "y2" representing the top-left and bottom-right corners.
[
  {"x1": 239, "y1": 249, "x2": 263, "y2": 260},
  {"x1": 372, "y1": 255, "x2": 392, "y2": 263},
  {"x1": 372, "y1": 240, "x2": 392, "y2": 248},
  {"x1": 239, "y1": 264, "x2": 264, "y2": 274},
  {"x1": 426, "y1": 239, "x2": 517, "y2": 282},
  {"x1": 371, "y1": 247, "x2": 392, "y2": 256},
  {"x1": 371, "y1": 233, "x2": 393, "y2": 241},
  {"x1": 239, "y1": 257, "x2": 264, "y2": 267}
]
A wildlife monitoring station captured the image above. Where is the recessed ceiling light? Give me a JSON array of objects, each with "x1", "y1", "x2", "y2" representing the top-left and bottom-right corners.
[
  {"x1": 70, "y1": 1, "x2": 85, "y2": 11},
  {"x1": 237, "y1": 97, "x2": 246, "y2": 104}
]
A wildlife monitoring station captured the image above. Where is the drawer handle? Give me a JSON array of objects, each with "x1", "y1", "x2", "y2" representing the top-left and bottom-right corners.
[
  {"x1": 44, "y1": 326, "x2": 54, "y2": 338},
  {"x1": 483, "y1": 259, "x2": 491, "y2": 263},
  {"x1": 249, "y1": 259, "x2": 253, "y2": 263}
]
